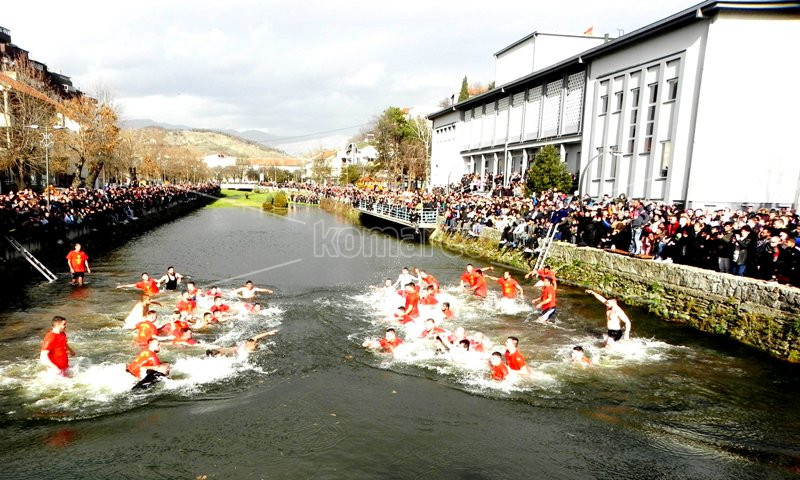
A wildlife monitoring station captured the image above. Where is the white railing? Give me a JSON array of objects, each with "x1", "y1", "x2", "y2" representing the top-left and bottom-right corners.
[{"x1": 355, "y1": 200, "x2": 439, "y2": 225}]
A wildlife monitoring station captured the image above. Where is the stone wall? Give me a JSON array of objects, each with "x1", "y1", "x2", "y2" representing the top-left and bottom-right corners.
[{"x1": 430, "y1": 227, "x2": 800, "y2": 362}]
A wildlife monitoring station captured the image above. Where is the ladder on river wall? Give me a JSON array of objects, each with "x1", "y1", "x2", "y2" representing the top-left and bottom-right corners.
[
  {"x1": 533, "y1": 224, "x2": 559, "y2": 273},
  {"x1": 4, "y1": 236, "x2": 57, "y2": 282}
]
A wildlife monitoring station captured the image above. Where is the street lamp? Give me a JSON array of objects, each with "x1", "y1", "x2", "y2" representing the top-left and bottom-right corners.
[
  {"x1": 27, "y1": 124, "x2": 67, "y2": 211},
  {"x1": 578, "y1": 146, "x2": 623, "y2": 210}
]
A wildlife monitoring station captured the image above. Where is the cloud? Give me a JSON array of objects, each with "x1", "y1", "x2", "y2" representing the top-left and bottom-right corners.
[
  {"x1": 1, "y1": 0, "x2": 698, "y2": 136},
  {"x1": 344, "y1": 63, "x2": 386, "y2": 88}
]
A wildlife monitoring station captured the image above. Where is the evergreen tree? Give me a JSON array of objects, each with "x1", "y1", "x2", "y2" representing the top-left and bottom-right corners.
[
  {"x1": 525, "y1": 145, "x2": 573, "y2": 194},
  {"x1": 458, "y1": 76, "x2": 469, "y2": 102}
]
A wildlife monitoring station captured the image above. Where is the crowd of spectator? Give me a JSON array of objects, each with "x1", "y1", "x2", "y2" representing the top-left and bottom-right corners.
[
  {"x1": 300, "y1": 181, "x2": 799, "y2": 288},
  {"x1": 1, "y1": 183, "x2": 219, "y2": 240}
]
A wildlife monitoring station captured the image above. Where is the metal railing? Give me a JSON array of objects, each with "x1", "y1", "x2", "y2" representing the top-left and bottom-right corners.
[{"x1": 355, "y1": 200, "x2": 439, "y2": 225}]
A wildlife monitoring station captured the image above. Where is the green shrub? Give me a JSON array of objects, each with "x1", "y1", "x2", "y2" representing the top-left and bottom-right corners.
[
  {"x1": 262, "y1": 192, "x2": 274, "y2": 210},
  {"x1": 273, "y1": 191, "x2": 289, "y2": 209}
]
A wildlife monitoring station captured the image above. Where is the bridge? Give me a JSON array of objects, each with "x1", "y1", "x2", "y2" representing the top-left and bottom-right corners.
[
  {"x1": 220, "y1": 182, "x2": 259, "y2": 191},
  {"x1": 354, "y1": 200, "x2": 440, "y2": 229}
]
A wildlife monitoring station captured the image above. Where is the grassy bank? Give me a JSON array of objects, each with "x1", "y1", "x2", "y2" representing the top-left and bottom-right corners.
[
  {"x1": 209, "y1": 189, "x2": 320, "y2": 209},
  {"x1": 206, "y1": 189, "x2": 270, "y2": 209}
]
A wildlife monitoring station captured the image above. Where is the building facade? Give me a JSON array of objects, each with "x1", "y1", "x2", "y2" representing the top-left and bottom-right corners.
[{"x1": 429, "y1": 1, "x2": 800, "y2": 208}]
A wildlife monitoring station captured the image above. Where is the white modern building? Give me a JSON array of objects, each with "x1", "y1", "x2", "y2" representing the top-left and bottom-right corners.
[
  {"x1": 329, "y1": 143, "x2": 378, "y2": 178},
  {"x1": 429, "y1": 1, "x2": 800, "y2": 208}
]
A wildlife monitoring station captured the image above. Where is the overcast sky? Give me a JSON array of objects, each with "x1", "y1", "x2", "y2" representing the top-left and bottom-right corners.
[{"x1": 5, "y1": 0, "x2": 696, "y2": 138}]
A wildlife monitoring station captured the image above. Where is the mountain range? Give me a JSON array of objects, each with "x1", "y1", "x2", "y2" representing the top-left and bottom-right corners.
[{"x1": 121, "y1": 118, "x2": 353, "y2": 157}]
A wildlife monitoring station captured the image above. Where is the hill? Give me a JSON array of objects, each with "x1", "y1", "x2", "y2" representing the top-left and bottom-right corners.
[{"x1": 132, "y1": 127, "x2": 304, "y2": 167}]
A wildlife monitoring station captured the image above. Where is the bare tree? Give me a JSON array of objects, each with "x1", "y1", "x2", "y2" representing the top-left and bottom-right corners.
[
  {"x1": 59, "y1": 93, "x2": 120, "y2": 187},
  {"x1": 0, "y1": 57, "x2": 60, "y2": 190}
]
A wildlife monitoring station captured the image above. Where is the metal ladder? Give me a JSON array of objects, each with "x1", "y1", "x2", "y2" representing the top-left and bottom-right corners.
[
  {"x1": 533, "y1": 224, "x2": 559, "y2": 273},
  {"x1": 5, "y1": 236, "x2": 57, "y2": 282}
]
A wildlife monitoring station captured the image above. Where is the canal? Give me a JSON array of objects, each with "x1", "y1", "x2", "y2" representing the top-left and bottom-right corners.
[{"x1": 0, "y1": 204, "x2": 799, "y2": 479}]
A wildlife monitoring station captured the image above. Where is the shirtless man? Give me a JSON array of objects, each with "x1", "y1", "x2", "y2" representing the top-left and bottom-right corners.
[
  {"x1": 586, "y1": 289, "x2": 632, "y2": 346},
  {"x1": 123, "y1": 294, "x2": 161, "y2": 329},
  {"x1": 441, "y1": 302, "x2": 454, "y2": 320},
  {"x1": 233, "y1": 280, "x2": 273, "y2": 300},
  {"x1": 205, "y1": 330, "x2": 279, "y2": 357}
]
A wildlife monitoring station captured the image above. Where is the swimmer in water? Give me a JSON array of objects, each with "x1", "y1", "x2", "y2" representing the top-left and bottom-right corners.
[
  {"x1": 400, "y1": 282, "x2": 421, "y2": 321},
  {"x1": 127, "y1": 338, "x2": 171, "y2": 379},
  {"x1": 420, "y1": 318, "x2": 446, "y2": 340},
  {"x1": 65, "y1": 243, "x2": 90, "y2": 287},
  {"x1": 586, "y1": 289, "x2": 632, "y2": 346},
  {"x1": 468, "y1": 332, "x2": 487, "y2": 353},
  {"x1": 123, "y1": 294, "x2": 162, "y2": 329},
  {"x1": 117, "y1": 272, "x2": 160, "y2": 296},
  {"x1": 392, "y1": 267, "x2": 420, "y2": 290},
  {"x1": 570, "y1": 346, "x2": 592, "y2": 367},
  {"x1": 205, "y1": 329, "x2": 279, "y2": 357},
  {"x1": 533, "y1": 276, "x2": 557, "y2": 323},
  {"x1": 420, "y1": 284, "x2": 439, "y2": 305},
  {"x1": 469, "y1": 268, "x2": 490, "y2": 298},
  {"x1": 485, "y1": 270, "x2": 523, "y2": 300},
  {"x1": 233, "y1": 280, "x2": 273, "y2": 300},
  {"x1": 175, "y1": 291, "x2": 196, "y2": 317},
  {"x1": 489, "y1": 351, "x2": 509, "y2": 381},
  {"x1": 415, "y1": 268, "x2": 440, "y2": 294},
  {"x1": 134, "y1": 311, "x2": 170, "y2": 346},
  {"x1": 210, "y1": 296, "x2": 233, "y2": 319},
  {"x1": 363, "y1": 328, "x2": 404, "y2": 353},
  {"x1": 441, "y1": 302, "x2": 454, "y2": 320},
  {"x1": 191, "y1": 312, "x2": 214, "y2": 330},
  {"x1": 524, "y1": 265, "x2": 557, "y2": 289},
  {"x1": 459, "y1": 263, "x2": 492, "y2": 290},
  {"x1": 504, "y1": 336, "x2": 530, "y2": 374},
  {"x1": 40, "y1": 316, "x2": 75, "y2": 377},
  {"x1": 371, "y1": 278, "x2": 394, "y2": 290},
  {"x1": 433, "y1": 336, "x2": 450, "y2": 355},
  {"x1": 156, "y1": 266, "x2": 184, "y2": 291}
]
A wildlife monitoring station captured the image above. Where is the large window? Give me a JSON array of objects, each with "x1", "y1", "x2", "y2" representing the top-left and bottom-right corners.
[
  {"x1": 643, "y1": 83, "x2": 658, "y2": 153},
  {"x1": 667, "y1": 78, "x2": 679, "y2": 101},
  {"x1": 627, "y1": 87, "x2": 640, "y2": 154}
]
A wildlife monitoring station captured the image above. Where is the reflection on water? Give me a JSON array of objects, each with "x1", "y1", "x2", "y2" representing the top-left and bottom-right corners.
[{"x1": 0, "y1": 206, "x2": 798, "y2": 478}]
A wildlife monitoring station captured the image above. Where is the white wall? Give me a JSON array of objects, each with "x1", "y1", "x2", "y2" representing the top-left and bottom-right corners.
[
  {"x1": 686, "y1": 11, "x2": 800, "y2": 207},
  {"x1": 495, "y1": 39, "x2": 534, "y2": 86},
  {"x1": 533, "y1": 35, "x2": 605, "y2": 72},
  {"x1": 430, "y1": 110, "x2": 465, "y2": 187},
  {"x1": 581, "y1": 21, "x2": 708, "y2": 202}
]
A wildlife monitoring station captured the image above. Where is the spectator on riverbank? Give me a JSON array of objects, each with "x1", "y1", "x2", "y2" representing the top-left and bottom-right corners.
[{"x1": 1, "y1": 183, "x2": 219, "y2": 240}]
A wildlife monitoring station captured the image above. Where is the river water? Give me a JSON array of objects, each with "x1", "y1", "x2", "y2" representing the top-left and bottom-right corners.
[{"x1": 0, "y1": 205, "x2": 799, "y2": 479}]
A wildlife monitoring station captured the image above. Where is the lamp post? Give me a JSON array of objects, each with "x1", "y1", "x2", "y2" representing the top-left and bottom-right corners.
[
  {"x1": 578, "y1": 146, "x2": 623, "y2": 210},
  {"x1": 27, "y1": 124, "x2": 66, "y2": 211}
]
